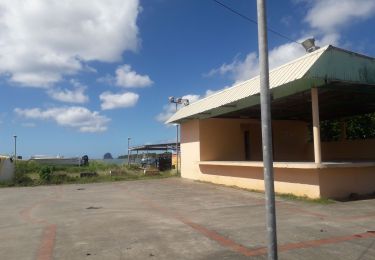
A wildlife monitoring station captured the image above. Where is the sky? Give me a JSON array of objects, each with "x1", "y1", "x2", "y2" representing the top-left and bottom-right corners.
[{"x1": 1, "y1": 0, "x2": 375, "y2": 159}]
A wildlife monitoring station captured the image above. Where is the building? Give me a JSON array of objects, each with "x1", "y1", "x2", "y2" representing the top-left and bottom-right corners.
[
  {"x1": 0, "y1": 155, "x2": 15, "y2": 181},
  {"x1": 167, "y1": 45, "x2": 375, "y2": 199}
]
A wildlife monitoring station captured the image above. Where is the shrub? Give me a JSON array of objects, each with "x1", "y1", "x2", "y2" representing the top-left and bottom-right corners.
[
  {"x1": 39, "y1": 166, "x2": 53, "y2": 182},
  {"x1": 15, "y1": 160, "x2": 43, "y2": 175},
  {"x1": 124, "y1": 164, "x2": 141, "y2": 171},
  {"x1": 14, "y1": 172, "x2": 34, "y2": 186}
]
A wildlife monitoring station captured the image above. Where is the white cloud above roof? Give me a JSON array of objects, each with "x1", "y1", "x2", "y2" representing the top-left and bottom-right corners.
[
  {"x1": 305, "y1": 0, "x2": 375, "y2": 33},
  {"x1": 99, "y1": 91, "x2": 139, "y2": 110},
  {"x1": 115, "y1": 65, "x2": 153, "y2": 88},
  {"x1": 206, "y1": 41, "x2": 306, "y2": 85}
]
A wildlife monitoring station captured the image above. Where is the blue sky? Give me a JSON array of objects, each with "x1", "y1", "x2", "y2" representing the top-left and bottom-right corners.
[{"x1": 1, "y1": 0, "x2": 375, "y2": 158}]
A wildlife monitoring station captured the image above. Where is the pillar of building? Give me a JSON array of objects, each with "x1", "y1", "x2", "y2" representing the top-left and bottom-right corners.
[{"x1": 311, "y1": 87, "x2": 322, "y2": 164}]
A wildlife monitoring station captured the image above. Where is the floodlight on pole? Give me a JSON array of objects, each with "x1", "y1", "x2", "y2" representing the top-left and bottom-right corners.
[
  {"x1": 302, "y1": 38, "x2": 320, "y2": 53},
  {"x1": 127, "y1": 137, "x2": 131, "y2": 166},
  {"x1": 13, "y1": 135, "x2": 17, "y2": 166},
  {"x1": 169, "y1": 96, "x2": 190, "y2": 176}
]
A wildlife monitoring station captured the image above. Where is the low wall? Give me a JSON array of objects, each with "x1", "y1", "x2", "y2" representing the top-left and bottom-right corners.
[
  {"x1": 197, "y1": 164, "x2": 321, "y2": 198},
  {"x1": 182, "y1": 162, "x2": 375, "y2": 199},
  {"x1": 319, "y1": 166, "x2": 375, "y2": 198}
]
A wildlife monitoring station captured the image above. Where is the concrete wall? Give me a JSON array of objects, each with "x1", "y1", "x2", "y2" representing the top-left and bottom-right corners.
[
  {"x1": 199, "y1": 118, "x2": 312, "y2": 162},
  {"x1": 318, "y1": 166, "x2": 375, "y2": 198},
  {"x1": 180, "y1": 118, "x2": 320, "y2": 197},
  {"x1": 199, "y1": 164, "x2": 321, "y2": 198},
  {"x1": 180, "y1": 120, "x2": 201, "y2": 179},
  {"x1": 179, "y1": 118, "x2": 375, "y2": 198}
]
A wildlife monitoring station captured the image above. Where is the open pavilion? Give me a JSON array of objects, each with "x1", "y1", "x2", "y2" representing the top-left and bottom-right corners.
[{"x1": 167, "y1": 45, "x2": 375, "y2": 199}]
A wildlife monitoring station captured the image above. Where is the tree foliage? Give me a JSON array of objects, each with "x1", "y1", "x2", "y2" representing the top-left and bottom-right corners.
[{"x1": 320, "y1": 113, "x2": 375, "y2": 141}]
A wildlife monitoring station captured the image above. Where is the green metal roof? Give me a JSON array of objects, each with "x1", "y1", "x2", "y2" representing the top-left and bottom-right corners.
[{"x1": 167, "y1": 45, "x2": 375, "y2": 124}]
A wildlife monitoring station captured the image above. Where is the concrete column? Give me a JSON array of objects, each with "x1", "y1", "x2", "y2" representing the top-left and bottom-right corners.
[{"x1": 311, "y1": 88, "x2": 321, "y2": 164}]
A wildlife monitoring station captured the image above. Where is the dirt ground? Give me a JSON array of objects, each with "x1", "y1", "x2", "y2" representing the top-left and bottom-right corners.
[{"x1": 0, "y1": 178, "x2": 374, "y2": 259}]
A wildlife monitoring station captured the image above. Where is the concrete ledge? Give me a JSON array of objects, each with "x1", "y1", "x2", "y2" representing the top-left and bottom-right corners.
[{"x1": 199, "y1": 161, "x2": 375, "y2": 169}]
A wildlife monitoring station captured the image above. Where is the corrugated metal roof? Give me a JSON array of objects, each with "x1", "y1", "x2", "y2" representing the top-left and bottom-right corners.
[{"x1": 166, "y1": 45, "x2": 375, "y2": 123}]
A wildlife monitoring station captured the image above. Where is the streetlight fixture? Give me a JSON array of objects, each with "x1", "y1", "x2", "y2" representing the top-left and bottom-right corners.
[
  {"x1": 127, "y1": 137, "x2": 131, "y2": 166},
  {"x1": 13, "y1": 135, "x2": 17, "y2": 166},
  {"x1": 169, "y1": 96, "x2": 189, "y2": 175}
]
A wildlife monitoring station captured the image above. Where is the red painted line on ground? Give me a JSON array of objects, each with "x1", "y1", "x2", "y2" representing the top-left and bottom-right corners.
[
  {"x1": 18, "y1": 186, "x2": 63, "y2": 260},
  {"x1": 116, "y1": 184, "x2": 375, "y2": 258},
  {"x1": 116, "y1": 185, "x2": 261, "y2": 257},
  {"x1": 277, "y1": 231, "x2": 375, "y2": 253},
  {"x1": 36, "y1": 224, "x2": 57, "y2": 260},
  {"x1": 177, "y1": 216, "x2": 256, "y2": 257}
]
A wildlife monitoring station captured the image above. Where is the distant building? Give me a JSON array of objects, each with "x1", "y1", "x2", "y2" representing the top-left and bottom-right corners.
[{"x1": 167, "y1": 45, "x2": 375, "y2": 199}]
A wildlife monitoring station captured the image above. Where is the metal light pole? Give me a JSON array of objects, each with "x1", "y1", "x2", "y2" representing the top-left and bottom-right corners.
[
  {"x1": 175, "y1": 103, "x2": 179, "y2": 176},
  {"x1": 13, "y1": 135, "x2": 17, "y2": 166},
  {"x1": 127, "y1": 137, "x2": 131, "y2": 166},
  {"x1": 169, "y1": 97, "x2": 189, "y2": 175},
  {"x1": 256, "y1": 0, "x2": 278, "y2": 259}
]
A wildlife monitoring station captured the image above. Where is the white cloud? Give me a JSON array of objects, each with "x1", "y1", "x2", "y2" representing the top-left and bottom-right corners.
[
  {"x1": 207, "y1": 42, "x2": 305, "y2": 85},
  {"x1": 99, "y1": 92, "x2": 139, "y2": 110},
  {"x1": 305, "y1": 0, "x2": 375, "y2": 33},
  {"x1": 47, "y1": 80, "x2": 89, "y2": 104},
  {"x1": 181, "y1": 94, "x2": 200, "y2": 104},
  {"x1": 155, "y1": 94, "x2": 200, "y2": 123},
  {"x1": 115, "y1": 64, "x2": 153, "y2": 88},
  {"x1": 14, "y1": 106, "x2": 110, "y2": 133},
  {"x1": 0, "y1": 0, "x2": 140, "y2": 87}
]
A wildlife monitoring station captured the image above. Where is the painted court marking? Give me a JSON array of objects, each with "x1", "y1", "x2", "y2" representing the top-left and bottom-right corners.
[
  {"x1": 19, "y1": 186, "x2": 63, "y2": 260},
  {"x1": 117, "y1": 183, "x2": 375, "y2": 258},
  {"x1": 36, "y1": 224, "x2": 57, "y2": 260}
]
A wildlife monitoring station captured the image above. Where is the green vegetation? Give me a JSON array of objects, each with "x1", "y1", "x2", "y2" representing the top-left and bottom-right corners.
[
  {"x1": 317, "y1": 112, "x2": 375, "y2": 142},
  {"x1": 0, "y1": 160, "x2": 177, "y2": 188},
  {"x1": 276, "y1": 193, "x2": 334, "y2": 204}
]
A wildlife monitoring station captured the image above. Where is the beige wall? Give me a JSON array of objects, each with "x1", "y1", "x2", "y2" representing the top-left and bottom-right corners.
[
  {"x1": 200, "y1": 119, "x2": 246, "y2": 161},
  {"x1": 180, "y1": 120, "x2": 201, "y2": 179},
  {"x1": 199, "y1": 164, "x2": 321, "y2": 198},
  {"x1": 179, "y1": 118, "x2": 375, "y2": 198},
  {"x1": 319, "y1": 167, "x2": 375, "y2": 198},
  {"x1": 199, "y1": 118, "x2": 311, "y2": 162}
]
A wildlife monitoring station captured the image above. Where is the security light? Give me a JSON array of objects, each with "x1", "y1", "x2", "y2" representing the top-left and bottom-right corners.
[
  {"x1": 169, "y1": 96, "x2": 189, "y2": 107},
  {"x1": 302, "y1": 38, "x2": 320, "y2": 53}
]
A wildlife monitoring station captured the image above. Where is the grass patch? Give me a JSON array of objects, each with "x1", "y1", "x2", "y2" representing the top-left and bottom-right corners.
[
  {"x1": 0, "y1": 161, "x2": 178, "y2": 188},
  {"x1": 276, "y1": 193, "x2": 334, "y2": 204}
]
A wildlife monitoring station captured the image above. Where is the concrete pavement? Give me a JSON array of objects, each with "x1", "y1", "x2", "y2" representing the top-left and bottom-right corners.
[{"x1": 0, "y1": 178, "x2": 374, "y2": 259}]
